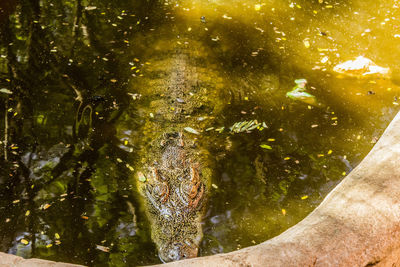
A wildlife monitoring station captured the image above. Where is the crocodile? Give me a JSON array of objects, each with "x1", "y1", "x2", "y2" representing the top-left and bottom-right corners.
[
  {"x1": 137, "y1": 132, "x2": 210, "y2": 262},
  {"x1": 127, "y1": 34, "x2": 225, "y2": 262}
]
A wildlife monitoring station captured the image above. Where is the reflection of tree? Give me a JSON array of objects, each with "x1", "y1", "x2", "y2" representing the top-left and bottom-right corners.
[{"x1": 0, "y1": 0, "x2": 163, "y2": 264}]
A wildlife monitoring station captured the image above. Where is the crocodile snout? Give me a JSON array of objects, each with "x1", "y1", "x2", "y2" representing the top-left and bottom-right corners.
[{"x1": 159, "y1": 240, "x2": 198, "y2": 262}]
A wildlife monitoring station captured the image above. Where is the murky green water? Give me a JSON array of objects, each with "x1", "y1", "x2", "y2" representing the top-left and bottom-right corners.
[{"x1": 0, "y1": 0, "x2": 400, "y2": 266}]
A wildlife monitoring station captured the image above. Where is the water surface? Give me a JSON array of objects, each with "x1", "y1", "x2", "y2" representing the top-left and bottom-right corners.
[{"x1": 0, "y1": 0, "x2": 399, "y2": 265}]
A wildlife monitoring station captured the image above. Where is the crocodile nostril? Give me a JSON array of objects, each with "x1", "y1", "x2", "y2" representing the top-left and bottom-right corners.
[{"x1": 159, "y1": 241, "x2": 198, "y2": 262}]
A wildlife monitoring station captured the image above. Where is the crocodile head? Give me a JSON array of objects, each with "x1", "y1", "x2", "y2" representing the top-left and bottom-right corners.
[{"x1": 138, "y1": 132, "x2": 207, "y2": 262}]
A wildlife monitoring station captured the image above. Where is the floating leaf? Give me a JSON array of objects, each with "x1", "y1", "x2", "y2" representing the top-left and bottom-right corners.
[
  {"x1": 303, "y1": 40, "x2": 310, "y2": 48},
  {"x1": 230, "y1": 120, "x2": 265, "y2": 133},
  {"x1": 281, "y1": 209, "x2": 286, "y2": 215},
  {"x1": 301, "y1": 195, "x2": 309, "y2": 200},
  {"x1": 286, "y1": 89, "x2": 317, "y2": 106},
  {"x1": 215, "y1": 127, "x2": 224, "y2": 133},
  {"x1": 0, "y1": 88, "x2": 12, "y2": 94},
  {"x1": 85, "y1": 6, "x2": 97, "y2": 10},
  {"x1": 137, "y1": 172, "x2": 146, "y2": 182},
  {"x1": 333, "y1": 56, "x2": 390, "y2": 77},
  {"x1": 126, "y1": 164, "x2": 134, "y2": 171},
  {"x1": 21, "y1": 239, "x2": 29, "y2": 245},
  {"x1": 96, "y1": 245, "x2": 110, "y2": 252},
  {"x1": 260, "y1": 144, "x2": 272, "y2": 150},
  {"x1": 184, "y1": 127, "x2": 200, "y2": 135}
]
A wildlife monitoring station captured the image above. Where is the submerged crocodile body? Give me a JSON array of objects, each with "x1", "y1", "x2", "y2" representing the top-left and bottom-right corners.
[{"x1": 131, "y1": 39, "x2": 224, "y2": 262}]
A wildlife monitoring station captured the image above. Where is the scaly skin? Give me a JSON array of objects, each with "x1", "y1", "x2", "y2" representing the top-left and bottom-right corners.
[
  {"x1": 139, "y1": 132, "x2": 208, "y2": 262},
  {"x1": 131, "y1": 37, "x2": 224, "y2": 262}
]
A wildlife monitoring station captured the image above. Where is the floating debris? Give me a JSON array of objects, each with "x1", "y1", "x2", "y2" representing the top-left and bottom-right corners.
[
  {"x1": 215, "y1": 127, "x2": 224, "y2": 133},
  {"x1": 0, "y1": 88, "x2": 12, "y2": 94},
  {"x1": 138, "y1": 171, "x2": 146, "y2": 182},
  {"x1": 184, "y1": 127, "x2": 200, "y2": 135},
  {"x1": 85, "y1": 6, "x2": 97, "y2": 10},
  {"x1": 96, "y1": 245, "x2": 110, "y2": 252},
  {"x1": 333, "y1": 56, "x2": 390, "y2": 77},
  {"x1": 230, "y1": 120, "x2": 265, "y2": 133},
  {"x1": 286, "y1": 79, "x2": 319, "y2": 106},
  {"x1": 260, "y1": 144, "x2": 272, "y2": 150}
]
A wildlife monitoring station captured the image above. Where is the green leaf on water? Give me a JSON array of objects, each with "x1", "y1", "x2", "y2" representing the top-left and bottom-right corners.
[
  {"x1": 260, "y1": 144, "x2": 272, "y2": 149},
  {"x1": 137, "y1": 172, "x2": 146, "y2": 182}
]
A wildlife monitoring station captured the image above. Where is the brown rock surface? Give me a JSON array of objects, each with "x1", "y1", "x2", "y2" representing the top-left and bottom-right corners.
[
  {"x1": 0, "y1": 252, "x2": 84, "y2": 267},
  {"x1": 156, "y1": 111, "x2": 400, "y2": 267}
]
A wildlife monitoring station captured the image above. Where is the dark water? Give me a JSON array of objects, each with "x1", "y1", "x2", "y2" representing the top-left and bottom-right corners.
[{"x1": 0, "y1": 0, "x2": 399, "y2": 266}]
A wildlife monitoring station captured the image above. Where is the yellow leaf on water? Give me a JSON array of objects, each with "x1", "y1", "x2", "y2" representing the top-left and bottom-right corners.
[
  {"x1": 281, "y1": 209, "x2": 286, "y2": 215},
  {"x1": 301, "y1": 195, "x2": 309, "y2": 200},
  {"x1": 25, "y1": 210, "x2": 30, "y2": 216},
  {"x1": 46, "y1": 244, "x2": 53, "y2": 248},
  {"x1": 55, "y1": 233, "x2": 60, "y2": 239},
  {"x1": 260, "y1": 144, "x2": 272, "y2": 150},
  {"x1": 126, "y1": 164, "x2": 134, "y2": 172},
  {"x1": 327, "y1": 149, "x2": 333, "y2": 155},
  {"x1": 21, "y1": 239, "x2": 29, "y2": 245}
]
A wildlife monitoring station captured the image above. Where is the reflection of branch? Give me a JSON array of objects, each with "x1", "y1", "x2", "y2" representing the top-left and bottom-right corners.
[
  {"x1": 71, "y1": 0, "x2": 83, "y2": 57},
  {"x1": 4, "y1": 98, "x2": 8, "y2": 161}
]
